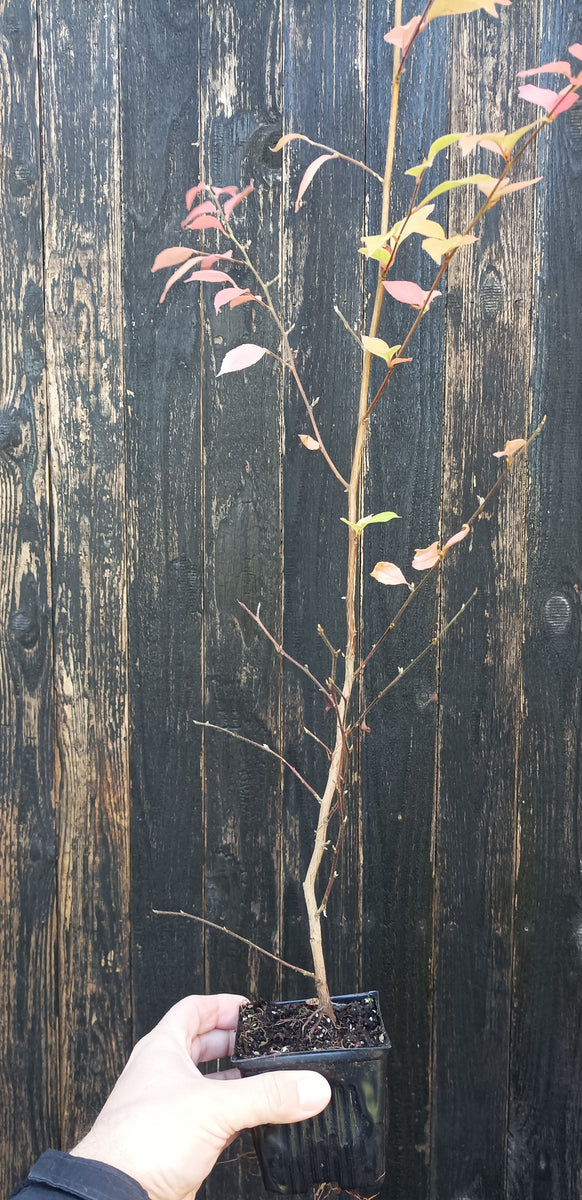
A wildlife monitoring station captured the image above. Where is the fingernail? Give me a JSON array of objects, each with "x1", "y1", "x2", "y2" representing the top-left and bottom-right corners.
[{"x1": 297, "y1": 1073, "x2": 332, "y2": 1113}]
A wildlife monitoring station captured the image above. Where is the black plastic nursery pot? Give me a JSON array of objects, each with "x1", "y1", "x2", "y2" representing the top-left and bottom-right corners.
[{"x1": 231, "y1": 991, "x2": 391, "y2": 1194}]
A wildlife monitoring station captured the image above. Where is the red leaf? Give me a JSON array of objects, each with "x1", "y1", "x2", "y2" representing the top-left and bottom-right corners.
[
  {"x1": 570, "y1": 44, "x2": 582, "y2": 60},
  {"x1": 181, "y1": 202, "x2": 219, "y2": 229},
  {"x1": 151, "y1": 247, "x2": 196, "y2": 272},
  {"x1": 214, "y1": 286, "x2": 247, "y2": 313},
  {"x1": 295, "y1": 154, "x2": 336, "y2": 211},
  {"x1": 383, "y1": 279, "x2": 442, "y2": 310},
  {"x1": 384, "y1": 15, "x2": 424, "y2": 50},
  {"x1": 185, "y1": 269, "x2": 235, "y2": 284},
  {"x1": 229, "y1": 292, "x2": 259, "y2": 309},
  {"x1": 370, "y1": 561, "x2": 410, "y2": 587},
  {"x1": 217, "y1": 344, "x2": 267, "y2": 376},
  {"x1": 518, "y1": 83, "x2": 579, "y2": 116},
  {"x1": 517, "y1": 61, "x2": 573, "y2": 80},
  {"x1": 224, "y1": 181, "x2": 254, "y2": 219},
  {"x1": 199, "y1": 251, "x2": 234, "y2": 270},
  {"x1": 185, "y1": 183, "x2": 206, "y2": 210},
  {"x1": 412, "y1": 542, "x2": 441, "y2": 571}
]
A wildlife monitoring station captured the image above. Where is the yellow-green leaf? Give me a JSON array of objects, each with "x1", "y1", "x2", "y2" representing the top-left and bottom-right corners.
[
  {"x1": 405, "y1": 132, "x2": 467, "y2": 177},
  {"x1": 420, "y1": 173, "x2": 494, "y2": 206},
  {"x1": 341, "y1": 511, "x2": 401, "y2": 535},
  {"x1": 361, "y1": 336, "x2": 403, "y2": 363},
  {"x1": 421, "y1": 233, "x2": 478, "y2": 264},
  {"x1": 426, "y1": 0, "x2": 511, "y2": 19}
]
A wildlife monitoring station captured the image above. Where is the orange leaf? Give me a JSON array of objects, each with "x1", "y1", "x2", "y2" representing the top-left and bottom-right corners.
[
  {"x1": 443, "y1": 525, "x2": 470, "y2": 550},
  {"x1": 412, "y1": 542, "x2": 441, "y2": 571},
  {"x1": 299, "y1": 434, "x2": 320, "y2": 451},
  {"x1": 493, "y1": 437, "x2": 526, "y2": 462}
]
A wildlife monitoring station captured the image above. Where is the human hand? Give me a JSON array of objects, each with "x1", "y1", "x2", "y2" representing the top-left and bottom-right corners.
[{"x1": 70, "y1": 993, "x2": 331, "y2": 1200}]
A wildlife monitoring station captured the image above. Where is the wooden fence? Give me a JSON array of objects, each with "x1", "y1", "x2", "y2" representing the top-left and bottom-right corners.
[{"x1": 1, "y1": 0, "x2": 581, "y2": 1196}]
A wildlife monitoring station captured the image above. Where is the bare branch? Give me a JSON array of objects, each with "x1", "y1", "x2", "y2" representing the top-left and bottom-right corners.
[{"x1": 152, "y1": 910, "x2": 315, "y2": 979}]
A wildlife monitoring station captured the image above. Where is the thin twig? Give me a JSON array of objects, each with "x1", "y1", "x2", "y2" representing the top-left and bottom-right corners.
[
  {"x1": 195, "y1": 720, "x2": 322, "y2": 805},
  {"x1": 275, "y1": 133, "x2": 384, "y2": 184},
  {"x1": 152, "y1": 910, "x2": 315, "y2": 979},
  {"x1": 238, "y1": 601, "x2": 331, "y2": 700}
]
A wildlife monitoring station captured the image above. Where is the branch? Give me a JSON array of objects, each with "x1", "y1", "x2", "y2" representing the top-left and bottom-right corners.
[
  {"x1": 194, "y1": 720, "x2": 322, "y2": 806},
  {"x1": 238, "y1": 601, "x2": 332, "y2": 701},
  {"x1": 152, "y1": 910, "x2": 315, "y2": 979}
]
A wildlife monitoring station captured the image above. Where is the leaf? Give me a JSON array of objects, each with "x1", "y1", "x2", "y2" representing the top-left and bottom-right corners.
[
  {"x1": 342, "y1": 511, "x2": 400, "y2": 535},
  {"x1": 370, "y1": 562, "x2": 410, "y2": 587},
  {"x1": 475, "y1": 174, "x2": 542, "y2": 204},
  {"x1": 518, "y1": 83, "x2": 579, "y2": 116},
  {"x1": 412, "y1": 542, "x2": 441, "y2": 571},
  {"x1": 299, "y1": 434, "x2": 320, "y2": 451},
  {"x1": 361, "y1": 336, "x2": 408, "y2": 364},
  {"x1": 388, "y1": 204, "x2": 445, "y2": 247},
  {"x1": 214, "y1": 285, "x2": 248, "y2": 313},
  {"x1": 421, "y1": 172, "x2": 495, "y2": 206},
  {"x1": 406, "y1": 132, "x2": 467, "y2": 177},
  {"x1": 211, "y1": 185, "x2": 239, "y2": 197},
  {"x1": 199, "y1": 250, "x2": 234, "y2": 269},
  {"x1": 229, "y1": 292, "x2": 260, "y2": 310},
  {"x1": 151, "y1": 247, "x2": 196, "y2": 272},
  {"x1": 426, "y1": 0, "x2": 511, "y2": 18},
  {"x1": 185, "y1": 214, "x2": 227, "y2": 233},
  {"x1": 459, "y1": 125, "x2": 537, "y2": 159},
  {"x1": 421, "y1": 233, "x2": 478, "y2": 264},
  {"x1": 224, "y1": 181, "x2": 254, "y2": 218},
  {"x1": 295, "y1": 154, "x2": 337, "y2": 211},
  {"x1": 443, "y1": 524, "x2": 470, "y2": 549},
  {"x1": 518, "y1": 61, "x2": 573, "y2": 80},
  {"x1": 185, "y1": 269, "x2": 235, "y2": 284},
  {"x1": 570, "y1": 44, "x2": 582, "y2": 60},
  {"x1": 159, "y1": 256, "x2": 203, "y2": 303},
  {"x1": 272, "y1": 132, "x2": 305, "y2": 152},
  {"x1": 217, "y1": 344, "x2": 267, "y2": 376},
  {"x1": 185, "y1": 183, "x2": 206, "y2": 209},
  {"x1": 383, "y1": 15, "x2": 424, "y2": 50},
  {"x1": 493, "y1": 437, "x2": 526, "y2": 461},
  {"x1": 383, "y1": 280, "x2": 442, "y2": 310}
]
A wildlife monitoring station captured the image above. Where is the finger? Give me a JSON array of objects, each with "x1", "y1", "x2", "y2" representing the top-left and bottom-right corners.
[
  {"x1": 205, "y1": 1067, "x2": 241, "y2": 1081},
  {"x1": 157, "y1": 994, "x2": 248, "y2": 1041},
  {"x1": 215, "y1": 1070, "x2": 332, "y2": 1136},
  {"x1": 194, "y1": 1027, "x2": 237, "y2": 1063}
]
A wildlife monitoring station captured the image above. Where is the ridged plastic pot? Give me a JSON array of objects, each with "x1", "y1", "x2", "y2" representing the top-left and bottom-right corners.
[{"x1": 231, "y1": 991, "x2": 390, "y2": 1194}]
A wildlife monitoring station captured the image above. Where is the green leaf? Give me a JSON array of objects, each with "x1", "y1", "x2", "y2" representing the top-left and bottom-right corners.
[
  {"x1": 405, "y1": 132, "x2": 467, "y2": 177},
  {"x1": 420, "y1": 173, "x2": 494, "y2": 206},
  {"x1": 341, "y1": 511, "x2": 401, "y2": 535}
]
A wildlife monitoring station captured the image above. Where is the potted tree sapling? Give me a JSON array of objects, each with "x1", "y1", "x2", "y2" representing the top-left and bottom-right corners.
[{"x1": 152, "y1": 1, "x2": 581, "y2": 1191}]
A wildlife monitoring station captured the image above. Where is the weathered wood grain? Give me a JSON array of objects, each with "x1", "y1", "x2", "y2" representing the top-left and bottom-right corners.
[
  {"x1": 509, "y1": 1, "x2": 582, "y2": 1195},
  {"x1": 120, "y1": 0, "x2": 205, "y2": 1040},
  {"x1": 37, "y1": 0, "x2": 131, "y2": 1150},
  {"x1": 0, "y1": 2, "x2": 57, "y2": 1191},
  {"x1": 432, "y1": 4, "x2": 540, "y2": 1197},
  {"x1": 280, "y1": 0, "x2": 367, "y2": 1002},
  {"x1": 361, "y1": 9, "x2": 450, "y2": 1198}
]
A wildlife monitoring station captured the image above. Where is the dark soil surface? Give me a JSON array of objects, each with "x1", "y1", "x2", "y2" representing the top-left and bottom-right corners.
[{"x1": 233, "y1": 994, "x2": 388, "y2": 1057}]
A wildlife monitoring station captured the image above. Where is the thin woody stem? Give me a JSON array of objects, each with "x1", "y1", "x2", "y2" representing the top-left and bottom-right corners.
[
  {"x1": 152, "y1": 910, "x2": 315, "y2": 979},
  {"x1": 237, "y1": 601, "x2": 332, "y2": 701},
  {"x1": 274, "y1": 134, "x2": 384, "y2": 183},
  {"x1": 194, "y1": 720, "x2": 322, "y2": 806}
]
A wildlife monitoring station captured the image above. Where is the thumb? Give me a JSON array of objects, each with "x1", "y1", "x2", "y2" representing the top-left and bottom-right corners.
[{"x1": 217, "y1": 1070, "x2": 332, "y2": 1134}]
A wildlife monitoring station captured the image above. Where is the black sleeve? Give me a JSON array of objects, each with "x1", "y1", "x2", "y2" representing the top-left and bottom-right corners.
[{"x1": 9, "y1": 1151, "x2": 151, "y2": 1200}]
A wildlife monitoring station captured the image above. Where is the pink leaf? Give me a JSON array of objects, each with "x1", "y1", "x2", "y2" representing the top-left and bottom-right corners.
[
  {"x1": 518, "y1": 83, "x2": 579, "y2": 115},
  {"x1": 383, "y1": 280, "x2": 442, "y2": 310},
  {"x1": 384, "y1": 15, "x2": 424, "y2": 50},
  {"x1": 443, "y1": 524, "x2": 470, "y2": 550},
  {"x1": 199, "y1": 250, "x2": 234, "y2": 269},
  {"x1": 299, "y1": 434, "x2": 320, "y2": 451},
  {"x1": 187, "y1": 215, "x2": 227, "y2": 233},
  {"x1": 185, "y1": 183, "x2": 206, "y2": 210},
  {"x1": 370, "y1": 561, "x2": 410, "y2": 587},
  {"x1": 181, "y1": 202, "x2": 220, "y2": 229},
  {"x1": 224, "y1": 181, "x2": 254, "y2": 219},
  {"x1": 295, "y1": 154, "x2": 336, "y2": 211},
  {"x1": 185, "y1": 269, "x2": 235, "y2": 284},
  {"x1": 151, "y1": 247, "x2": 196, "y2": 272},
  {"x1": 214, "y1": 285, "x2": 248, "y2": 313},
  {"x1": 159, "y1": 257, "x2": 203, "y2": 303},
  {"x1": 229, "y1": 292, "x2": 260, "y2": 309},
  {"x1": 412, "y1": 542, "x2": 441, "y2": 571},
  {"x1": 570, "y1": 44, "x2": 582, "y2": 60},
  {"x1": 217, "y1": 344, "x2": 268, "y2": 376},
  {"x1": 518, "y1": 61, "x2": 573, "y2": 80}
]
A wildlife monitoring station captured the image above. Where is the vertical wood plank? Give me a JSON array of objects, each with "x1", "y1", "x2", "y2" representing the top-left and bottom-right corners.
[
  {"x1": 120, "y1": 0, "x2": 204, "y2": 1040},
  {"x1": 0, "y1": 1, "x2": 57, "y2": 1189},
  {"x1": 281, "y1": 0, "x2": 367, "y2": 999},
  {"x1": 361, "y1": 7, "x2": 450, "y2": 1197},
  {"x1": 38, "y1": 0, "x2": 131, "y2": 1148},
  {"x1": 509, "y1": 1, "x2": 582, "y2": 1194},
  {"x1": 432, "y1": 4, "x2": 539, "y2": 1197},
  {"x1": 199, "y1": 4, "x2": 283, "y2": 1195}
]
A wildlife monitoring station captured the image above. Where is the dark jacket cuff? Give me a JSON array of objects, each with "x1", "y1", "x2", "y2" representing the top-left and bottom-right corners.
[{"x1": 13, "y1": 1151, "x2": 150, "y2": 1200}]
